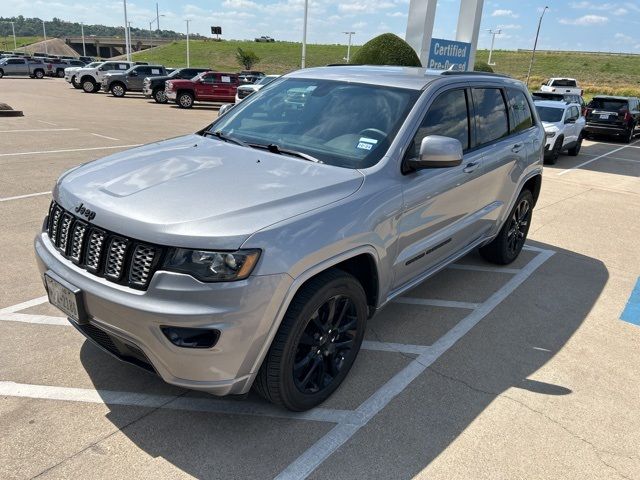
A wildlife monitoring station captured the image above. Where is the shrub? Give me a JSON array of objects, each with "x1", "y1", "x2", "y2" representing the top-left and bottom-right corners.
[
  {"x1": 352, "y1": 33, "x2": 421, "y2": 67},
  {"x1": 236, "y1": 47, "x2": 260, "y2": 70},
  {"x1": 474, "y1": 62, "x2": 494, "y2": 72}
]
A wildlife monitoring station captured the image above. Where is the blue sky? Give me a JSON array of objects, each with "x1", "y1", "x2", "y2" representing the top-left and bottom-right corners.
[{"x1": 3, "y1": 0, "x2": 640, "y2": 52}]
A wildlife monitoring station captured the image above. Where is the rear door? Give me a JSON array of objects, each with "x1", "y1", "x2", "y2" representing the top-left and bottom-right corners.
[
  {"x1": 130, "y1": 66, "x2": 150, "y2": 89},
  {"x1": 393, "y1": 86, "x2": 486, "y2": 289},
  {"x1": 471, "y1": 86, "x2": 535, "y2": 232}
]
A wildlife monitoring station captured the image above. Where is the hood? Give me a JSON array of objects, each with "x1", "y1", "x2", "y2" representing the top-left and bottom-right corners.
[
  {"x1": 541, "y1": 121, "x2": 559, "y2": 131},
  {"x1": 55, "y1": 134, "x2": 364, "y2": 250}
]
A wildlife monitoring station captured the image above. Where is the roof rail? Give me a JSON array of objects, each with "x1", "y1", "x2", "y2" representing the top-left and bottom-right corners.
[{"x1": 440, "y1": 71, "x2": 511, "y2": 78}]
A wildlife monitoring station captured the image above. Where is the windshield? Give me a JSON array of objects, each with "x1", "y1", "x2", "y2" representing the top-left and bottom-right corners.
[
  {"x1": 535, "y1": 106, "x2": 564, "y2": 123},
  {"x1": 588, "y1": 98, "x2": 628, "y2": 111},
  {"x1": 257, "y1": 75, "x2": 278, "y2": 85},
  {"x1": 208, "y1": 78, "x2": 419, "y2": 169}
]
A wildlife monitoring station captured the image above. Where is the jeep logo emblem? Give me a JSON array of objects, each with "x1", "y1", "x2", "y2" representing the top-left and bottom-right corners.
[{"x1": 75, "y1": 203, "x2": 96, "y2": 221}]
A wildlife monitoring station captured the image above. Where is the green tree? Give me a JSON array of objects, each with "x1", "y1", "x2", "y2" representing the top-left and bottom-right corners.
[
  {"x1": 236, "y1": 47, "x2": 260, "y2": 70},
  {"x1": 352, "y1": 33, "x2": 421, "y2": 67}
]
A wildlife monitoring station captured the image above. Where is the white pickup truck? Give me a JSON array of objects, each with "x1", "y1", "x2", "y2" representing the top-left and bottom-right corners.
[
  {"x1": 540, "y1": 78, "x2": 583, "y2": 96},
  {"x1": 75, "y1": 61, "x2": 137, "y2": 93}
]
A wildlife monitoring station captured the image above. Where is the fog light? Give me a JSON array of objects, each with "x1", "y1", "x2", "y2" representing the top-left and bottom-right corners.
[{"x1": 161, "y1": 326, "x2": 220, "y2": 349}]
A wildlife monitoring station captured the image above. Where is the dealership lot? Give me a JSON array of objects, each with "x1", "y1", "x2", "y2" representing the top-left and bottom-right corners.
[{"x1": 1, "y1": 79, "x2": 639, "y2": 479}]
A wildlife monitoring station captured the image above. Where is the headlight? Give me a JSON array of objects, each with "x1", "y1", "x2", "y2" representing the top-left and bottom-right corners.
[
  {"x1": 163, "y1": 248, "x2": 260, "y2": 282},
  {"x1": 545, "y1": 130, "x2": 556, "y2": 138}
]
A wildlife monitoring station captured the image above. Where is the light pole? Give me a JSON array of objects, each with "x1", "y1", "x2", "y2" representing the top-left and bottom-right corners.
[
  {"x1": 42, "y1": 20, "x2": 48, "y2": 55},
  {"x1": 81, "y1": 22, "x2": 86, "y2": 56},
  {"x1": 149, "y1": 14, "x2": 165, "y2": 49},
  {"x1": 123, "y1": 0, "x2": 131, "y2": 61},
  {"x1": 343, "y1": 31, "x2": 355, "y2": 63},
  {"x1": 156, "y1": 3, "x2": 160, "y2": 31},
  {"x1": 185, "y1": 19, "x2": 191, "y2": 67},
  {"x1": 487, "y1": 28, "x2": 501, "y2": 66},
  {"x1": 9, "y1": 21, "x2": 16, "y2": 51},
  {"x1": 301, "y1": 0, "x2": 308, "y2": 68},
  {"x1": 526, "y1": 6, "x2": 548, "y2": 88}
]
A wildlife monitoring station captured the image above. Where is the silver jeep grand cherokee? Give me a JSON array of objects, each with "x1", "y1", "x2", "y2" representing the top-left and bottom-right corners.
[{"x1": 35, "y1": 66, "x2": 544, "y2": 411}]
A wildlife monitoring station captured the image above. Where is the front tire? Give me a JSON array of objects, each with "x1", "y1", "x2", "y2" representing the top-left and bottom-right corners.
[
  {"x1": 57, "y1": 70, "x2": 65, "y2": 78},
  {"x1": 71, "y1": 76, "x2": 81, "y2": 89},
  {"x1": 254, "y1": 269, "x2": 368, "y2": 411},
  {"x1": 82, "y1": 79, "x2": 96, "y2": 93},
  {"x1": 177, "y1": 92, "x2": 194, "y2": 108},
  {"x1": 153, "y1": 88, "x2": 167, "y2": 103},
  {"x1": 34, "y1": 69, "x2": 44, "y2": 79},
  {"x1": 546, "y1": 137, "x2": 563, "y2": 165},
  {"x1": 110, "y1": 83, "x2": 126, "y2": 97},
  {"x1": 0, "y1": 70, "x2": 4, "y2": 78},
  {"x1": 479, "y1": 189, "x2": 534, "y2": 265}
]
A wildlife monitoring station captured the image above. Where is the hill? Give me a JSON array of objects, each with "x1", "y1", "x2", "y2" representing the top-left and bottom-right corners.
[{"x1": 130, "y1": 40, "x2": 640, "y2": 97}]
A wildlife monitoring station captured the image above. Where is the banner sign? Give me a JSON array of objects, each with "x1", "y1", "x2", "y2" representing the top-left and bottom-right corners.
[{"x1": 428, "y1": 38, "x2": 471, "y2": 71}]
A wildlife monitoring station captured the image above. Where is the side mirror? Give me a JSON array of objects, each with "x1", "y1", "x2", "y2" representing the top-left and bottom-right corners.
[
  {"x1": 218, "y1": 103, "x2": 235, "y2": 116},
  {"x1": 406, "y1": 135, "x2": 463, "y2": 170},
  {"x1": 98, "y1": 66, "x2": 104, "y2": 71},
  {"x1": 565, "y1": 117, "x2": 576, "y2": 124}
]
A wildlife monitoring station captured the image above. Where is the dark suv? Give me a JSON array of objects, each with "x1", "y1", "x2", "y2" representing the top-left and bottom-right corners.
[
  {"x1": 143, "y1": 67, "x2": 211, "y2": 103},
  {"x1": 584, "y1": 96, "x2": 640, "y2": 143},
  {"x1": 101, "y1": 65, "x2": 167, "y2": 97}
]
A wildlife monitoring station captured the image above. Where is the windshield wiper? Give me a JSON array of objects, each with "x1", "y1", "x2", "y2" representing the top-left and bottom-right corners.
[
  {"x1": 203, "y1": 130, "x2": 248, "y2": 147},
  {"x1": 249, "y1": 143, "x2": 322, "y2": 163}
]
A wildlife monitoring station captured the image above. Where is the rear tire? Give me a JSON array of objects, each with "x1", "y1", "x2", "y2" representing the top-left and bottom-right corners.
[
  {"x1": 479, "y1": 189, "x2": 534, "y2": 265},
  {"x1": 110, "y1": 83, "x2": 126, "y2": 97},
  {"x1": 34, "y1": 69, "x2": 44, "y2": 79},
  {"x1": 624, "y1": 125, "x2": 635, "y2": 144},
  {"x1": 0, "y1": 70, "x2": 4, "y2": 78},
  {"x1": 567, "y1": 134, "x2": 583, "y2": 156},
  {"x1": 177, "y1": 92, "x2": 194, "y2": 108},
  {"x1": 57, "y1": 70, "x2": 65, "y2": 78},
  {"x1": 254, "y1": 269, "x2": 367, "y2": 411}
]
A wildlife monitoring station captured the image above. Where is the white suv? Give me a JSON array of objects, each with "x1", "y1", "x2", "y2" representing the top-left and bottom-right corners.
[{"x1": 534, "y1": 100, "x2": 585, "y2": 164}]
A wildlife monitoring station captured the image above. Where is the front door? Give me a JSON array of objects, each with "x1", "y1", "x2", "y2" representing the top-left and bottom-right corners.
[{"x1": 393, "y1": 87, "x2": 485, "y2": 290}]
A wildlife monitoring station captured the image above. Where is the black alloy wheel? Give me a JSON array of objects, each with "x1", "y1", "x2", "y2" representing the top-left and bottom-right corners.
[{"x1": 506, "y1": 197, "x2": 531, "y2": 258}]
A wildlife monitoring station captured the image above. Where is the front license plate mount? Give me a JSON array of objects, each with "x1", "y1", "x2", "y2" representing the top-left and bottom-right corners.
[{"x1": 44, "y1": 271, "x2": 88, "y2": 324}]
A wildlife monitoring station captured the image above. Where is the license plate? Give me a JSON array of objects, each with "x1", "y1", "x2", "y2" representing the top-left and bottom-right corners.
[
  {"x1": 45, "y1": 273, "x2": 86, "y2": 323},
  {"x1": 600, "y1": 114, "x2": 610, "y2": 119}
]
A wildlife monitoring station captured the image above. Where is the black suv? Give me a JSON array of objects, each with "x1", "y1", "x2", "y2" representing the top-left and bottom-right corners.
[
  {"x1": 584, "y1": 96, "x2": 640, "y2": 143},
  {"x1": 142, "y1": 67, "x2": 211, "y2": 103}
]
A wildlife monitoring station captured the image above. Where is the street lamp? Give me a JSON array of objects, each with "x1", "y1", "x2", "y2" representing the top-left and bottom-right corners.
[
  {"x1": 80, "y1": 22, "x2": 86, "y2": 56},
  {"x1": 487, "y1": 29, "x2": 501, "y2": 66},
  {"x1": 301, "y1": 0, "x2": 308, "y2": 68},
  {"x1": 149, "y1": 14, "x2": 165, "y2": 49},
  {"x1": 42, "y1": 20, "x2": 48, "y2": 55},
  {"x1": 185, "y1": 19, "x2": 191, "y2": 67},
  {"x1": 123, "y1": 0, "x2": 131, "y2": 61},
  {"x1": 343, "y1": 31, "x2": 355, "y2": 63},
  {"x1": 526, "y1": 6, "x2": 549, "y2": 88}
]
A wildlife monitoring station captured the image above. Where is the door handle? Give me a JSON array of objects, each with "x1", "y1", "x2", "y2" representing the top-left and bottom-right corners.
[
  {"x1": 463, "y1": 161, "x2": 480, "y2": 173},
  {"x1": 511, "y1": 143, "x2": 524, "y2": 153}
]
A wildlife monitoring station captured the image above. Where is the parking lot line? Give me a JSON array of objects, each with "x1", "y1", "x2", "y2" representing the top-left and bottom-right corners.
[
  {"x1": 0, "y1": 312, "x2": 68, "y2": 326},
  {"x1": 276, "y1": 248, "x2": 554, "y2": 480},
  {"x1": 0, "y1": 144, "x2": 142, "y2": 157},
  {"x1": 0, "y1": 128, "x2": 79, "y2": 133},
  {"x1": 0, "y1": 191, "x2": 51, "y2": 203},
  {"x1": 0, "y1": 381, "x2": 353, "y2": 424},
  {"x1": 0, "y1": 295, "x2": 48, "y2": 314},
  {"x1": 394, "y1": 297, "x2": 480, "y2": 309},
  {"x1": 557, "y1": 144, "x2": 631, "y2": 176},
  {"x1": 90, "y1": 133, "x2": 120, "y2": 141},
  {"x1": 579, "y1": 153, "x2": 640, "y2": 164}
]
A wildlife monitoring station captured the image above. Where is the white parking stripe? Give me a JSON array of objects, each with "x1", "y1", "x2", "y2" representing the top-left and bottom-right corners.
[
  {"x1": 0, "y1": 381, "x2": 352, "y2": 424},
  {"x1": 447, "y1": 264, "x2": 520, "y2": 274},
  {"x1": 276, "y1": 248, "x2": 554, "y2": 480},
  {"x1": 0, "y1": 191, "x2": 51, "y2": 202},
  {"x1": 0, "y1": 295, "x2": 48, "y2": 314},
  {"x1": 90, "y1": 133, "x2": 120, "y2": 141},
  {"x1": 0, "y1": 313, "x2": 68, "y2": 326},
  {"x1": 579, "y1": 153, "x2": 640, "y2": 164},
  {"x1": 557, "y1": 144, "x2": 630, "y2": 176},
  {"x1": 0, "y1": 144, "x2": 142, "y2": 157},
  {"x1": 0, "y1": 128, "x2": 78, "y2": 133},
  {"x1": 393, "y1": 297, "x2": 480, "y2": 309}
]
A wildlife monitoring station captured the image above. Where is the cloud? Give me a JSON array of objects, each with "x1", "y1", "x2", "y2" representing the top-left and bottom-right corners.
[
  {"x1": 496, "y1": 23, "x2": 521, "y2": 30},
  {"x1": 559, "y1": 14, "x2": 608, "y2": 25},
  {"x1": 491, "y1": 9, "x2": 519, "y2": 18},
  {"x1": 387, "y1": 11, "x2": 407, "y2": 18},
  {"x1": 614, "y1": 32, "x2": 635, "y2": 43},
  {"x1": 612, "y1": 7, "x2": 628, "y2": 15}
]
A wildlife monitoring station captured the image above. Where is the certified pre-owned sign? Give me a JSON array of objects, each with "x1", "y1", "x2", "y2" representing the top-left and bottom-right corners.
[{"x1": 428, "y1": 38, "x2": 471, "y2": 71}]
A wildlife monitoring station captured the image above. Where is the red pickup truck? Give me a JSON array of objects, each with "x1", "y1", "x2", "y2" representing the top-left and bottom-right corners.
[{"x1": 165, "y1": 72, "x2": 239, "y2": 108}]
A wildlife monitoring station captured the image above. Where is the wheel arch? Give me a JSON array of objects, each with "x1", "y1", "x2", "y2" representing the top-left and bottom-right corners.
[{"x1": 522, "y1": 173, "x2": 542, "y2": 207}]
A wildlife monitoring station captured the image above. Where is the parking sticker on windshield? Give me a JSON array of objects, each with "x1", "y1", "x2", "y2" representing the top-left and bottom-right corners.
[{"x1": 357, "y1": 137, "x2": 378, "y2": 151}]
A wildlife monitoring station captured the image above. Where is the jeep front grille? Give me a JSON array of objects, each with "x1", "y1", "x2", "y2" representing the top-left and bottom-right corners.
[{"x1": 45, "y1": 201, "x2": 164, "y2": 290}]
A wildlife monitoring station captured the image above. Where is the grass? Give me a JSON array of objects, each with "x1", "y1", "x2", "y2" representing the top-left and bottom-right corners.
[
  {"x1": 475, "y1": 49, "x2": 640, "y2": 98},
  {"x1": 0, "y1": 36, "x2": 42, "y2": 51}
]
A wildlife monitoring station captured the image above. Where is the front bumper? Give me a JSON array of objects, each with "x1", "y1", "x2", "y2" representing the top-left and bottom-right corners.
[
  {"x1": 100, "y1": 82, "x2": 109, "y2": 92},
  {"x1": 143, "y1": 85, "x2": 153, "y2": 97},
  {"x1": 166, "y1": 90, "x2": 177, "y2": 101},
  {"x1": 34, "y1": 232, "x2": 292, "y2": 396}
]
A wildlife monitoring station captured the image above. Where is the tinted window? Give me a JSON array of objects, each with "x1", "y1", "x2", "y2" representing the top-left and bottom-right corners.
[
  {"x1": 552, "y1": 79, "x2": 577, "y2": 87},
  {"x1": 588, "y1": 98, "x2": 628, "y2": 111},
  {"x1": 8, "y1": 58, "x2": 24, "y2": 64},
  {"x1": 473, "y1": 88, "x2": 509, "y2": 145},
  {"x1": 507, "y1": 89, "x2": 533, "y2": 133},
  {"x1": 535, "y1": 106, "x2": 564, "y2": 123},
  {"x1": 409, "y1": 89, "x2": 469, "y2": 158},
  {"x1": 135, "y1": 66, "x2": 151, "y2": 75}
]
